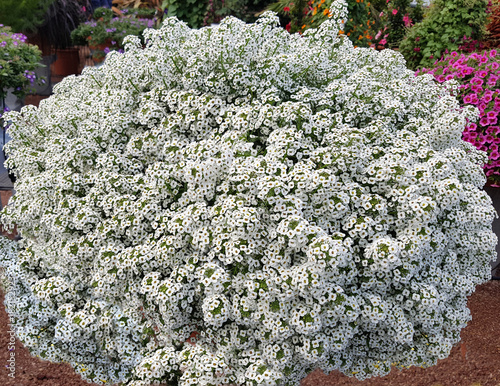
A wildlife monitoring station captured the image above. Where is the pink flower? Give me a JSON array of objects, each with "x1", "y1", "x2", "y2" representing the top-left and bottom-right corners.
[
  {"x1": 403, "y1": 15, "x2": 412, "y2": 27},
  {"x1": 490, "y1": 49, "x2": 498, "y2": 58},
  {"x1": 464, "y1": 94, "x2": 474, "y2": 104},
  {"x1": 470, "y1": 77, "x2": 484, "y2": 86},
  {"x1": 480, "y1": 117, "x2": 490, "y2": 126},
  {"x1": 380, "y1": 38, "x2": 387, "y2": 45},
  {"x1": 375, "y1": 30, "x2": 382, "y2": 40},
  {"x1": 488, "y1": 75, "x2": 498, "y2": 86},
  {"x1": 487, "y1": 111, "x2": 498, "y2": 120},
  {"x1": 477, "y1": 70, "x2": 489, "y2": 78},
  {"x1": 414, "y1": 47, "x2": 420, "y2": 52},
  {"x1": 392, "y1": 9, "x2": 398, "y2": 15},
  {"x1": 483, "y1": 90, "x2": 493, "y2": 102}
]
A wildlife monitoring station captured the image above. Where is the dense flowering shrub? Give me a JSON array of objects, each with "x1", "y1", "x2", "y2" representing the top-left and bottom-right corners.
[
  {"x1": 0, "y1": 1, "x2": 497, "y2": 385},
  {"x1": 418, "y1": 49, "x2": 500, "y2": 186}
]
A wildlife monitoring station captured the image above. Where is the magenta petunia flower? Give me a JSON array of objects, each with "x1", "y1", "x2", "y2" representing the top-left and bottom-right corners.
[
  {"x1": 480, "y1": 117, "x2": 490, "y2": 126},
  {"x1": 487, "y1": 75, "x2": 498, "y2": 86},
  {"x1": 471, "y1": 84, "x2": 483, "y2": 93},
  {"x1": 463, "y1": 94, "x2": 473, "y2": 103}
]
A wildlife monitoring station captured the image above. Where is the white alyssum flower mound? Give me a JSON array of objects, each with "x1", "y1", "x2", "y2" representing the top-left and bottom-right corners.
[{"x1": 0, "y1": 1, "x2": 497, "y2": 385}]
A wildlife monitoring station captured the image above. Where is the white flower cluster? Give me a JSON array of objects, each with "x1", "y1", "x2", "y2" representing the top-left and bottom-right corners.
[{"x1": 0, "y1": 1, "x2": 497, "y2": 384}]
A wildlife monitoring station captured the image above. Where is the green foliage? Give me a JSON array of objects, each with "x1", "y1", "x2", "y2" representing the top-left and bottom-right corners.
[
  {"x1": 204, "y1": 0, "x2": 275, "y2": 24},
  {"x1": 0, "y1": 0, "x2": 55, "y2": 33},
  {"x1": 161, "y1": 0, "x2": 208, "y2": 28},
  {"x1": 0, "y1": 26, "x2": 43, "y2": 99},
  {"x1": 399, "y1": 0, "x2": 489, "y2": 70},
  {"x1": 93, "y1": 6, "x2": 114, "y2": 21}
]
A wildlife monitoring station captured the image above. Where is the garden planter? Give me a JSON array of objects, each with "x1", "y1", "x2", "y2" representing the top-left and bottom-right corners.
[{"x1": 51, "y1": 47, "x2": 80, "y2": 77}]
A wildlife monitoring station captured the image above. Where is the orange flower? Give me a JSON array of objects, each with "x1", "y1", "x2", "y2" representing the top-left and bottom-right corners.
[
  {"x1": 339, "y1": 30, "x2": 344, "y2": 34},
  {"x1": 302, "y1": 24, "x2": 306, "y2": 29},
  {"x1": 323, "y1": 8, "x2": 329, "y2": 15},
  {"x1": 313, "y1": 7, "x2": 317, "y2": 15},
  {"x1": 347, "y1": 32, "x2": 351, "y2": 36}
]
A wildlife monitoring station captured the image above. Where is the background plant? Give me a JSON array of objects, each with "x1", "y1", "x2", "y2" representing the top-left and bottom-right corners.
[
  {"x1": 418, "y1": 49, "x2": 500, "y2": 186},
  {"x1": 399, "y1": 0, "x2": 489, "y2": 70},
  {"x1": 161, "y1": 0, "x2": 208, "y2": 28},
  {"x1": 36, "y1": 0, "x2": 91, "y2": 50},
  {"x1": 204, "y1": 0, "x2": 275, "y2": 25},
  {"x1": 268, "y1": 0, "x2": 375, "y2": 46},
  {"x1": 0, "y1": 1, "x2": 496, "y2": 385},
  {"x1": 0, "y1": 0, "x2": 55, "y2": 34},
  {"x1": 0, "y1": 26, "x2": 43, "y2": 100},
  {"x1": 370, "y1": 0, "x2": 424, "y2": 49},
  {"x1": 71, "y1": 8, "x2": 157, "y2": 60}
]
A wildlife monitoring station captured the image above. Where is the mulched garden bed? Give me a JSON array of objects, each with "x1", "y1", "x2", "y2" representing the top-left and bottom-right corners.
[{"x1": 1, "y1": 280, "x2": 499, "y2": 386}]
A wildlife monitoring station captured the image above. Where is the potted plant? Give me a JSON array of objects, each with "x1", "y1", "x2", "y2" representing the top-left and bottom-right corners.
[
  {"x1": 37, "y1": 0, "x2": 91, "y2": 76},
  {"x1": 71, "y1": 7, "x2": 157, "y2": 64},
  {"x1": 0, "y1": 25, "x2": 43, "y2": 107},
  {"x1": 0, "y1": 25, "x2": 43, "y2": 193}
]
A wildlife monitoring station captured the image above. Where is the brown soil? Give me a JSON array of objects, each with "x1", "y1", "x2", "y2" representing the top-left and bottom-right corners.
[{"x1": 0, "y1": 280, "x2": 499, "y2": 386}]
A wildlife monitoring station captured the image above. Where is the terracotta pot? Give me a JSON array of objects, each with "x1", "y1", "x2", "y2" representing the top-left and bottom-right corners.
[{"x1": 51, "y1": 47, "x2": 80, "y2": 76}]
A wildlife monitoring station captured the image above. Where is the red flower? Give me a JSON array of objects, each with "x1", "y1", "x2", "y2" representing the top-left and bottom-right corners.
[
  {"x1": 284, "y1": 6, "x2": 290, "y2": 11},
  {"x1": 286, "y1": 22, "x2": 291, "y2": 32}
]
